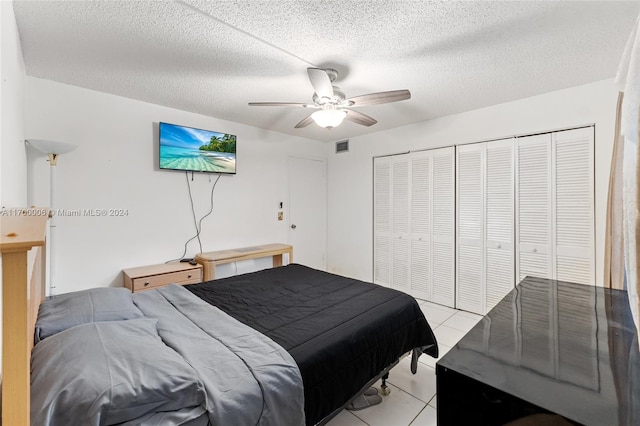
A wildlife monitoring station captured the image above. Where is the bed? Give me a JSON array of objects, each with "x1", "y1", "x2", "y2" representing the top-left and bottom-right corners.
[
  {"x1": 186, "y1": 263, "x2": 439, "y2": 425},
  {"x1": 1, "y1": 213, "x2": 438, "y2": 425}
]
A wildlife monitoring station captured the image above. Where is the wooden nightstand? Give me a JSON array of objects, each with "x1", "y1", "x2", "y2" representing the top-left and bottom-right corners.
[{"x1": 123, "y1": 262, "x2": 203, "y2": 293}]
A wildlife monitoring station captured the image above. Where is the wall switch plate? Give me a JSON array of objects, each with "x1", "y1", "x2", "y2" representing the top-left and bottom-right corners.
[{"x1": 278, "y1": 212, "x2": 283, "y2": 221}]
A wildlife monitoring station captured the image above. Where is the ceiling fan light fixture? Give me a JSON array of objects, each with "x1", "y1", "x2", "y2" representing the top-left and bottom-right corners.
[{"x1": 311, "y1": 109, "x2": 347, "y2": 129}]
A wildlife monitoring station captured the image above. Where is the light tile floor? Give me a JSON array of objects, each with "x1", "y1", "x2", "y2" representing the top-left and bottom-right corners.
[{"x1": 326, "y1": 300, "x2": 482, "y2": 426}]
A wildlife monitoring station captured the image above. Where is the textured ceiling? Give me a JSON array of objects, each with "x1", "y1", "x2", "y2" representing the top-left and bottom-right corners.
[{"x1": 12, "y1": 0, "x2": 640, "y2": 143}]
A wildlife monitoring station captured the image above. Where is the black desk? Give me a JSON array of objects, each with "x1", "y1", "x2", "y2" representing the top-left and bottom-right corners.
[{"x1": 436, "y1": 277, "x2": 640, "y2": 426}]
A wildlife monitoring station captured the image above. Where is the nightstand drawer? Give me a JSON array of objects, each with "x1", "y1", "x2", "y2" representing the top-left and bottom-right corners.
[
  {"x1": 124, "y1": 263, "x2": 203, "y2": 293},
  {"x1": 132, "y1": 269, "x2": 201, "y2": 291}
]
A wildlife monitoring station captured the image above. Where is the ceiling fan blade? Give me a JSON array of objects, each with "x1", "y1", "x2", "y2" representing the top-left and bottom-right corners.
[
  {"x1": 307, "y1": 68, "x2": 334, "y2": 99},
  {"x1": 346, "y1": 89, "x2": 411, "y2": 107},
  {"x1": 294, "y1": 114, "x2": 315, "y2": 129},
  {"x1": 345, "y1": 109, "x2": 377, "y2": 127},
  {"x1": 248, "y1": 102, "x2": 313, "y2": 107}
]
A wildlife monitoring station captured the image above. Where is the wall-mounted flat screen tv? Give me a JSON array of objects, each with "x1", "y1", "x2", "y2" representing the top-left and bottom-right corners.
[{"x1": 159, "y1": 122, "x2": 236, "y2": 174}]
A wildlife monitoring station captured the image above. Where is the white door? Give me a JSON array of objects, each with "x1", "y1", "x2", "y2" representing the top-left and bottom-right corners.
[
  {"x1": 391, "y1": 155, "x2": 411, "y2": 293},
  {"x1": 485, "y1": 139, "x2": 515, "y2": 312},
  {"x1": 373, "y1": 156, "x2": 392, "y2": 286},
  {"x1": 516, "y1": 134, "x2": 553, "y2": 282},
  {"x1": 456, "y1": 143, "x2": 485, "y2": 314},
  {"x1": 288, "y1": 157, "x2": 327, "y2": 269},
  {"x1": 430, "y1": 147, "x2": 456, "y2": 307},
  {"x1": 375, "y1": 149, "x2": 455, "y2": 306},
  {"x1": 553, "y1": 127, "x2": 594, "y2": 285},
  {"x1": 410, "y1": 151, "x2": 431, "y2": 300},
  {"x1": 516, "y1": 128, "x2": 594, "y2": 285},
  {"x1": 456, "y1": 140, "x2": 515, "y2": 315}
]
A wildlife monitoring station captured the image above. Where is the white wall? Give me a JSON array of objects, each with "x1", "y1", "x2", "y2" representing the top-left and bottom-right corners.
[
  {"x1": 1, "y1": 1, "x2": 27, "y2": 207},
  {"x1": 327, "y1": 79, "x2": 618, "y2": 286},
  {"x1": 0, "y1": 0, "x2": 28, "y2": 369},
  {"x1": 25, "y1": 77, "x2": 326, "y2": 293}
]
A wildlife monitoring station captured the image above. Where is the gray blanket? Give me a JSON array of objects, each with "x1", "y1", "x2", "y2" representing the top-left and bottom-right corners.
[{"x1": 133, "y1": 284, "x2": 305, "y2": 426}]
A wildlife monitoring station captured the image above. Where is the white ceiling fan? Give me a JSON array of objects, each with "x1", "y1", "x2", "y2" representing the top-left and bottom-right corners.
[{"x1": 249, "y1": 68, "x2": 411, "y2": 129}]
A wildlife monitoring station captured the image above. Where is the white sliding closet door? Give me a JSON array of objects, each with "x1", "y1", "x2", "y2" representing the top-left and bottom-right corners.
[
  {"x1": 410, "y1": 151, "x2": 431, "y2": 300},
  {"x1": 456, "y1": 144, "x2": 484, "y2": 314},
  {"x1": 372, "y1": 155, "x2": 412, "y2": 292},
  {"x1": 552, "y1": 127, "x2": 595, "y2": 285},
  {"x1": 375, "y1": 127, "x2": 594, "y2": 315},
  {"x1": 409, "y1": 148, "x2": 455, "y2": 305},
  {"x1": 516, "y1": 134, "x2": 553, "y2": 282},
  {"x1": 430, "y1": 148, "x2": 455, "y2": 306},
  {"x1": 516, "y1": 127, "x2": 594, "y2": 285},
  {"x1": 373, "y1": 157, "x2": 392, "y2": 286},
  {"x1": 485, "y1": 140, "x2": 515, "y2": 311},
  {"x1": 373, "y1": 148, "x2": 455, "y2": 306},
  {"x1": 391, "y1": 156, "x2": 411, "y2": 293},
  {"x1": 553, "y1": 128, "x2": 594, "y2": 284},
  {"x1": 457, "y1": 139, "x2": 515, "y2": 315}
]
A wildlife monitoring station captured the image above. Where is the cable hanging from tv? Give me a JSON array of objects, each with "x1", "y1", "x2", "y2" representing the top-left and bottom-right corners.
[{"x1": 166, "y1": 171, "x2": 222, "y2": 264}]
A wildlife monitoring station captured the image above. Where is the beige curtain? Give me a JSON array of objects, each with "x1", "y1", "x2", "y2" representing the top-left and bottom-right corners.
[
  {"x1": 607, "y1": 15, "x2": 640, "y2": 332},
  {"x1": 604, "y1": 92, "x2": 625, "y2": 290},
  {"x1": 631, "y1": 109, "x2": 640, "y2": 327},
  {"x1": 633, "y1": 107, "x2": 640, "y2": 327},
  {"x1": 605, "y1": 16, "x2": 640, "y2": 420}
]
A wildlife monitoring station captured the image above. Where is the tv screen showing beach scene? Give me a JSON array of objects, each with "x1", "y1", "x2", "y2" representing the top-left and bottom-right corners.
[{"x1": 159, "y1": 122, "x2": 236, "y2": 174}]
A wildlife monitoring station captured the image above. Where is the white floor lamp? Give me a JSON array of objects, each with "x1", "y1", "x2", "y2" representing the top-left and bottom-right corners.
[{"x1": 26, "y1": 139, "x2": 77, "y2": 296}]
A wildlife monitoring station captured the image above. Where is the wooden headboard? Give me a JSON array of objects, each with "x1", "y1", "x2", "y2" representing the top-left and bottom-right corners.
[{"x1": 1, "y1": 211, "x2": 48, "y2": 425}]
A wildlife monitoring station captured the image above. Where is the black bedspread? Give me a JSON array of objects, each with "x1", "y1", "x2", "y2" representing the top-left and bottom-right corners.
[{"x1": 186, "y1": 264, "x2": 438, "y2": 425}]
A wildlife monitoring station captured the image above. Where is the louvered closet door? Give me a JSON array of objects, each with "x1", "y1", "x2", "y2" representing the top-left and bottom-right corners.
[
  {"x1": 456, "y1": 144, "x2": 484, "y2": 314},
  {"x1": 553, "y1": 128, "x2": 594, "y2": 285},
  {"x1": 516, "y1": 134, "x2": 553, "y2": 282},
  {"x1": 391, "y1": 156, "x2": 410, "y2": 293},
  {"x1": 373, "y1": 157, "x2": 392, "y2": 286},
  {"x1": 410, "y1": 151, "x2": 431, "y2": 300},
  {"x1": 373, "y1": 157, "x2": 391, "y2": 287},
  {"x1": 485, "y1": 139, "x2": 515, "y2": 312},
  {"x1": 431, "y1": 147, "x2": 455, "y2": 307}
]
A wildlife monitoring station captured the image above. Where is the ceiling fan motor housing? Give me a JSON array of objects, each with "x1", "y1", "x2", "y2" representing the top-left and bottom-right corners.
[
  {"x1": 313, "y1": 87, "x2": 345, "y2": 106},
  {"x1": 324, "y1": 68, "x2": 338, "y2": 82}
]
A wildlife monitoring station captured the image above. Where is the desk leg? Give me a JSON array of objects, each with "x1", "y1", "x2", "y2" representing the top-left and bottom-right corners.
[
  {"x1": 202, "y1": 262, "x2": 216, "y2": 281},
  {"x1": 272, "y1": 249, "x2": 293, "y2": 267},
  {"x1": 2, "y1": 251, "x2": 31, "y2": 426}
]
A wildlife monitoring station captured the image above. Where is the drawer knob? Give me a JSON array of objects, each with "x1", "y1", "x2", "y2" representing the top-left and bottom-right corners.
[
  {"x1": 532, "y1": 248, "x2": 538, "y2": 253},
  {"x1": 188, "y1": 274, "x2": 192, "y2": 278},
  {"x1": 144, "y1": 281, "x2": 149, "y2": 287}
]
